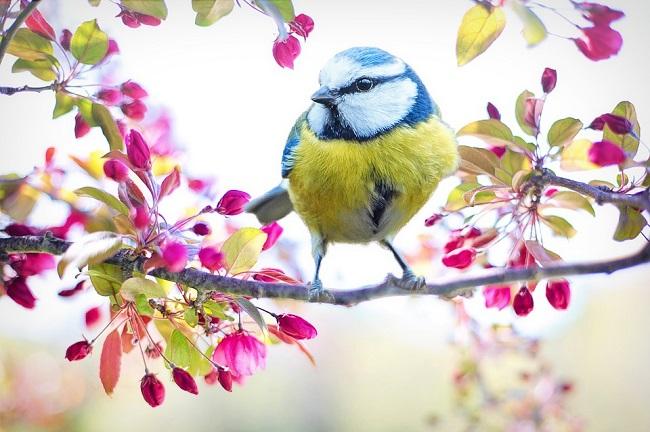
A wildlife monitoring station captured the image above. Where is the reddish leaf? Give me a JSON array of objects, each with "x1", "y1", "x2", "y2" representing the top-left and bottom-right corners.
[
  {"x1": 268, "y1": 325, "x2": 316, "y2": 366},
  {"x1": 159, "y1": 166, "x2": 180, "y2": 199},
  {"x1": 25, "y1": 8, "x2": 56, "y2": 41},
  {"x1": 100, "y1": 329, "x2": 122, "y2": 395}
]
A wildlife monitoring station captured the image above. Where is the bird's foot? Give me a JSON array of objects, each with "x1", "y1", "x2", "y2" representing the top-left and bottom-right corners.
[
  {"x1": 308, "y1": 279, "x2": 334, "y2": 303},
  {"x1": 398, "y1": 269, "x2": 426, "y2": 292}
]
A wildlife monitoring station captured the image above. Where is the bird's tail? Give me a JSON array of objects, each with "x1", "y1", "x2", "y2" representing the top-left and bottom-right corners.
[{"x1": 245, "y1": 181, "x2": 293, "y2": 225}]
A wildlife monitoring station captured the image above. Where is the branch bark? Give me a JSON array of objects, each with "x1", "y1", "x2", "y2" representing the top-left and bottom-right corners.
[
  {"x1": 0, "y1": 0, "x2": 42, "y2": 65},
  {"x1": 0, "y1": 83, "x2": 57, "y2": 95}
]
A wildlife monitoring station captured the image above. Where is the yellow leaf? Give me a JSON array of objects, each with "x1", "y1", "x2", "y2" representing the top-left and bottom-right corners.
[
  {"x1": 456, "y1": 4, "x2": 506, "y2": 66},
  {"x1": 222, "y1": 227, "x2": 267, "y2": 275},
  {"x1": 121, "y1": 277, "x2": 166, "y2": 302},
  {"x1": 510, "y1": 2, "x2": 547, "y2": 46},
  {"x1": 560, "y1": 139, "x2": 598, "y2": 171},
  {"x1": 457, "y1": 119, "x2": 514, "y2": 147}
]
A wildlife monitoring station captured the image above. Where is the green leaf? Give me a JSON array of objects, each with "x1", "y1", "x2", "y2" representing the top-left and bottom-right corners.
[
  {"x1": 71, "y1": 19, "x2": 108, "y2": 65},
  {"x1": 121, "y1": 0, "x2": 168, "y2": 19},
  {"x1": 603, "y1": 101, "x2": 641, "y2": 156},
  {"x1": 457, "y1": 119, "x2": 514, "y2": 147},
  {"x1": 236, "y1": 297, "x2": 268, "y2": 336},
  {"x1": 75, "y1": 97, "x2": 98, "y2": 126},
  {"x1": 192, "y1": 0, "x2": 234, "y2": 26},
  {"x1": 446, "y1": 182, "x2": 481, "y2": 211},
  {"x1": 92, "y1": 103, "x2": 124, "y2": 151},
  {"x1": 135, "y1": 293, "x2": 155, "y2": 315},
  {"x1": 560, "y1": 139, "x2": 598, "y2": 171},
  {"x1": 501, "y1": 149, "x2": 528, "y2": 176},
  {"x1": 613, "y1": 206, "x2": 646, "y2": 241},
  {"x1": 89, "y1": 263, "x2": 123, "y2": 296},
  {"x1": 203, "y1": 300, "x2": 232, "y2": 321},
  {"x1": 456, "y1": 4, "x2": 506, "y2": 66},
  {"x1": 457, "y1": 145, "x2": 501, "y2": 180},
  {"x1": 89, "y1": 0, "x2": 102, "y2": 5},
  {"x1": 165, "y1": 330, "x2": 192, "y2": 369},
  {"x1": 11, "y1": 57, "x2": 56, "y2": 81},
  {"x1": 541, "y1": 215, "x2": 576, "y2": 238},
  {"x1": 510, "y1": 2, "x2": 547, "y2": 46},
  {"x1": 547, "y1": 191, "x2": 595, "y2": 216},
  {"x1": 53, "y1": 91, "x2": 75, "y2": 118},
  {"x1": 75, "y1": 186, "x2": 129, "y2": 215},
  {"x1": 6, "y1": 28, "x2": 53, "y2": 61},
  {"x1": 515, "y1": 90, "x2": 536, "y2": 136},
  {"x1": 255, "y1": 0, "x2": 295, "y2": 22},
  {"x1": 222, "y1": 227, "x2": 267, "y2": 275},
  {"x1": 121, "y1": 277, "x2": 167, "y2": 301},
  {"x1": 512, "y1": 136, "x2": 537, "y2": 154},
  {"x1": 184, "y1": 308, "x2": 198, "y2": 327},
  {"x1": 57, "y1": 231, "x2": 123, "y2": 277},
  {"x1": 547, "y1": 117, "x2": 583, "y2": 148}
]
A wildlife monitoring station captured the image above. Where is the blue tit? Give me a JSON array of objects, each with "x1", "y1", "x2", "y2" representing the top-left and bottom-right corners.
[{"x1": 246, "y1": 47, "x2": 458, "y2": 299}]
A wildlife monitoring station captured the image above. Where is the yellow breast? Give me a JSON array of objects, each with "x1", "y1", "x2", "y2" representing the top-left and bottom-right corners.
[{"x1": 287, "y1": 116, "x2": 458, "y2": 243}]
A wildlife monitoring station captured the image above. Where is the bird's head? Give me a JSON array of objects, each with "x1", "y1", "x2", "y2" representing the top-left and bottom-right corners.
[{"x1": 307, "y1": 47, "x2": 437, "y2": 141}]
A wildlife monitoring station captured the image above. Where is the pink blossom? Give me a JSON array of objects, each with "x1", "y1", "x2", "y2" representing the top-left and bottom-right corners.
[
  {"x1": 216, "y1": 190, "x2": 251, "y2": 215},
  {"x1": 121, "y1": 99, "x2": 147, "y2": 121},
  {"x1": 486, "y1": 102, "x2": 501, "y2": 120},
  {"x1": 134, "y1": 12, "x2": 161, "y2": 26},
  {"x1": 588, "y1": 140, "x2": 626, "y2": 166},
  {"x1": 10, "y1": 253, "x2": 55, "y2": 277},
  {"x1": 121, "y1": 80, "x2": 148, "y2": 99},
  {"x1": 424, "y1": 213, "x2": 443, "y2": 227},
  {"x1": 162, "y1": 241, "x2": 188, "y2": 273},
  {"x1": 541, "y1": 68, "x2": 557, "y2": 93},
  {"x1": 74, "y1": 114, "x2": 90, "y2": 138},
  {"x1": 574, "y1": 25, "x2": 622, "y2": 61},
  {"x1": 218, "y1": 368, "x2": 233, "y2": 392},
  {"x1": 289, "y1": 14, "x2": 314, "y2": 39},
  {"x1": 544, "y1": 187, "x2": 558, "y2": 197},
  {"x1": 132, "y1": 205, "x2": 150, "y2": 230},
  {"x1": 199, "y1": 247, "x2": 224, "y2": 272},
  {"x1": 125, "y1": 129, "x2": 151, "y2": 170},
  {"x1": 212, "y1": 332, "x2": 266, "y2": 378},
  {"x1": 261, "y1": 222, "x2": 283, "y2": 250},
  {"x1": 513, "y1": 287, "x2": 534, "y2": 316},
  {"x1": 192, "y1": 222, "x2": 211, "y2": 236},
  {"x1": 140, "y1": 373, "x2": 165, "y2": 407},
  {"x1": 65, "y1": 340, "x2": 93, "y2": 361},
  {"x1": 442, "y1": 247, "x2": 476, "y2": 269},
  {"x1": 85, "y1": 306, "x2": 102, "y2": 327},
  {"x1": 103, "y1": 159, "x2": 129, "y2": 182},
  {"x1": 483, "y1": 285, "x2": 511, "y2": 310},
  {"x1": 277, "y1": 314, "x2": 317, "y2": 340},
  {"x1": 588, "y1": 113, "x2": 633, "y2": 135},
  {"x1": 106, "y1": 39, "x2": 120, "y2": 57},
  {"x1": 272, "y1": 35, "x2": 301, "y2": 69},
  {"x1": 573, "y1": 2, "x2": 624, "y2": 26},
  {"x1": 97, "y1": 88, "x2": 122, "y2": 105},
  {"x1": 546, "y1": 279, "x2": 571, "y2": 310},
  {"x1": 172, "y1": 367, "x2": 199, "y2": 395},
  {"x1": 489, "y1": 145, "x2": 506, "y2": 158}
]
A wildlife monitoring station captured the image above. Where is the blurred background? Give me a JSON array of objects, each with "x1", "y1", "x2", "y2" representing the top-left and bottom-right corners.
[{"x1": 1, "y1": 0, "x2": 649, "y2": 430}]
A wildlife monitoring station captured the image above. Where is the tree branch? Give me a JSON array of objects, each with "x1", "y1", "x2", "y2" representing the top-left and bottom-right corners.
[
  {"x1": 0, "y1": 0, "x2": 42, "y2": 65},
  {"x1": 0, "y1": 83, "x2": 56, "y2": 95},
  {"x1": 1, "y1": 234, "x2": 648, "y2": 306}
]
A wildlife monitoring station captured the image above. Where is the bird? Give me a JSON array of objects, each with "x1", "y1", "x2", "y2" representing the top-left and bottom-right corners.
[{"x1": 246, "y1": 47, "x2": 459, "y2": 299}]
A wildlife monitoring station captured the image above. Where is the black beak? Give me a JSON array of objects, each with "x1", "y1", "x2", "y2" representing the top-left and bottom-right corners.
[{"x1": 311, "y1": 86, "x2": 337, "y2": 105}]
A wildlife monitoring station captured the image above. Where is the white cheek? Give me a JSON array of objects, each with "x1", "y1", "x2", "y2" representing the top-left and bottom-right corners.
[
  {"x1": 338, "y1": 79, "x2": 418, "y2": 138},
  {"x1": 307, "y1": 104, "x2": 330, "y2": 136}
]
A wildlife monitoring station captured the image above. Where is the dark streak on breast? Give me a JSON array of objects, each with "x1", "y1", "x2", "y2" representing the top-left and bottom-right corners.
[{"x1": 369, "y1": 176, "x2": 397, "y2": 232}]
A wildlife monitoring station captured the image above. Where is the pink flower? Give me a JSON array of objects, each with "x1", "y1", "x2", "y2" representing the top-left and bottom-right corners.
[
  {"x1": 272, "y1": 35, "x2": 301, "y2": 69},
  {"x1": 489, "y1": 145, "x2": 506, "y2": 158},
  {"x1": 172, "y1": 367, "x2": 199, "y2": 395},
  {"x1": 121, "y1": 99, "x2": 147, "y2": 121},
  {"x1": 486, "y1": 102, "x2": 501, "y2": 120},
  {"x1": 588, "y1": 113, "x2": 633, "y2": 135},
  {"x1": 10, "y1": 253, "x2": 55, "y2": 277},
  {"x1": 483, "y1": 285, "x2": 511, "y2": 310},
  {"x1": 132, "y1": 205, "x2": 150, "y2": 230},
  {"x1": 544, "y1": 187, "x2": 558, "y2": 197},
  {"x1": 134, "y1": 12, "x2": 161, "y2": 26},
  {"x1": 125, "y1": 129, "x2": 151, "y2": 170},
  {"x1": 212, "y1": 332, "x2": 266, "y2": 378},
  {"x1": 5, "y1": 278, "x2": 36, "y2": 309},
  {"x1": 546, "y1": 279, "x2": 571, "y2": 310},
  {"x1": 103, "y1": 159, "x2": 129, "y2": 182},
  {"x1": 3, "y1": 223, "x2": 38, "y2": 236},
  {"x1": 162, "y1": 241, "x2": 188, "y2": 273},
  {"x1": 119, "y1": 10, "x2": 141, "y2": 28},
  {"x1": 442, "y1": 247, "x2": 476, "y2": 269},
  {"x1": 97, "y1": 88, "x2": 122, "y2": 105},
  {"x1": 106, "y1": 39, "x2": 120, "y2": 57},
  {"x1": 85, "y1": 306, "x2": 102, "y2": 327},
  {"x1": 74, "y1": 113, "x2": 90, "y2": 138},
  {"x1": 424, "y1": 213, "x2": 443, "y2": 227},
  {"x1": 261, "y1": 222, "x2": 283, "y2": 250},
  {"x1": 192, "y1": 222, "x2": 211, "y2": 236},
  {"x1": 277, "y1": 314, "x2": 317, "y2": 340},
  {"x1": 443, "y1": 237, "x2": 464, "y2": 254},
  {"x1": 513, "y1": 287, "x2": 534, "y2": 316},
  {"x1": 289, "y1": 14, "x2": 314, "y2": 39},
  {"x1": 121, "y1": 80, "x2": 148, "y2": 99},
  {"x1": 140, "y1": 373, "x2": 165, "y2": 407},
  {"x1": 60, "y1": 29, "x2": 72, "y2": 50},
  {"x1": 574, "y1": 25, "x2": 622, "y2": 61},
  {"x1": 588, "y1": 140, "x2": 626, "y2": 166},
  {"x1": 572, "y1": 2, "x2": 624, "y2": 26},
  {"x1": 216, "y1": 190, "x2": 251, "y2": 215},
  {"x1": 541, "y1": 68, "x2": 557, "y2": 93},
  {"x1": 199, "y1": 247, "x2": 224, "y2": 272},
  {"x1": 65, "y1": 340, "x2": 93, "y2": 361}
]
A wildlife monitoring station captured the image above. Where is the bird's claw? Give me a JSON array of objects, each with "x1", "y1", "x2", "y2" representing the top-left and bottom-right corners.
[
  {"x1": 308, "y1": 279, "x2": 334, "y2": 302},
  {"x1": 398, "y1": 269, "x2": 426, "y2": 292}
]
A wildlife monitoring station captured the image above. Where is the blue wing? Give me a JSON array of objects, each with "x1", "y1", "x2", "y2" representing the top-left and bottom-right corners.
[{"x1": 281, "y1": 112, "x2": 307, "y2": 178}]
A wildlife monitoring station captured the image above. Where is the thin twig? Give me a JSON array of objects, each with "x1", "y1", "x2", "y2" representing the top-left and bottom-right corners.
[
  {"x1": 0, "y1": 0, "x2": 42, "y2": 64},
  {"x1": 0, "y1": 83, "x2": 57, "y2": 95}
]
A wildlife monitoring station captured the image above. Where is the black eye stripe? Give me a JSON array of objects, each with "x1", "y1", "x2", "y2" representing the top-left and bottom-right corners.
[{"x1": 337, "y1": 74, "x2": 403, "y2": 95}]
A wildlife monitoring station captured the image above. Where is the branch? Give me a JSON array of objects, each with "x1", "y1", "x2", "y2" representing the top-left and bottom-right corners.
[
  {"x1": 1, "y1": 234, "x2": 648, "y2": 306},
  {"x1": 0, "y1": 83, "x2": 57, "y2": 95},
  {"x1": 0, "y1": 0, "x2": 42, "y2": 64}
]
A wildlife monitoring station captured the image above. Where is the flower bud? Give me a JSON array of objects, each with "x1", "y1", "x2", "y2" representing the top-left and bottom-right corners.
[
  {"x1": 486, "y1": 102, "x2": 501, "y2": 120},
  {"x1": 97, "y1": 88, "x2": 122, "y2": 105},
  {"x1": 589, "y1": 113, "x2": 633, "y2": 135},
  {"x1": 60, "y1": 29, "x2": 72, "y2": 50},
  {"x1": 272, "y1": 35, "x2": 301, "y2": 69},
  {"x1": 134, "y1": 12, "x2": 161, "y2": 26},
  {"x1": 218, "y1": 368, "x2": 233, "y2": 392},
  {"x1": 85, "y1": 306, "x2": 102, "y2": 327},
  {"x1": 277, "y1": 313, "x2": 317, "y2": 340},
  {"x1": 106, "y1": 39, "x2": 120, "y2": 57},
  {"x1": 545, "y1": 279, "x2": 571, "y2": 310},
  {"x1": 489, "y1": 145, "x2": 506, "y2": 158},
  {"x1": 5, "y1": 277, "x2": 36, "y2": 309},
  {"x1": 125, "y1": 129, "x2": 151, "y2": 170},
  {"x1": 103, "y1": 159, "x2": 129, "y2": 182},
  {"x1": 588, "y1": 140, "x2": 626, "y2": 166},
  {"x1": 121, "y1": 99, "x2": 147, "y2": 121},
  {"x1": 74, "y1": 113, "x2": 90, "y2": 138},
  {"x1": 192, "y1": 222, "x2": 211, "y2": 236},
  {"x1": 424, "y1": 213, "x2": 443, "y2": 227},
  {"x1": 261, "y1": 222, "x2": 283, "y2": 250},
  {"x1": 120, "y1": 10, "x2": 140, "y2": 28},
  {"x1": 442, "y1": 247, "x2": 476, "y2": 269},
  {"x1": 172, "y1": 367, "x2": 199, "y2": 395},
  {"x1": 541, "y1": 67, "x2": 557, "y2": 93},
  {"x1": 120, "y1": 80, "x2": 148, "y2": 99},
  {"x1": 443, "y1": 237, "x2": 464, "y2": 253},
  {"x1": 132, "y1": 205, "x2": 150, "y2": 230},
  {"x1": 544, "y1": 187, "x2": 558, "y2": 197},
  {"x1": 216, "y1": 190, "x2": 251, "y2": 216},
  {"x1": 140, "y1": 373, "x2": 165, "y2": 407},
  {"x1": 198, "y1": 247, "x2": 224, "y2": 272},
  {"x1": 483, "y1": 285, "x2": 511, "y2": 310},
  {"x1": 162, "y1": 241, "x2": 188, "y2": 273},
  {"x1": 10, "y1": 253, "x2": 55, "y2": 277},
  {"x1": 65, "y1": 340, "x2": 93, "y2": 361},
  {"x1": 204, "y1": 368, "x2": 218, "y2": 385},
  {"x1": 513, "y1": 287, "x2": 534, "y2": 316},
  {"x1": 573, "y1": 25, "x2": 623, "y2": 61},
  {"x1": 289, "y1": 13, "x2": 314, "y2": 39}
]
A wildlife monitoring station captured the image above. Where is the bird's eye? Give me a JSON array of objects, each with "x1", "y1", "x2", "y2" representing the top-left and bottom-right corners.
[{"x1": 355, "y1": 78, "x2": 374, "y2": 92}]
